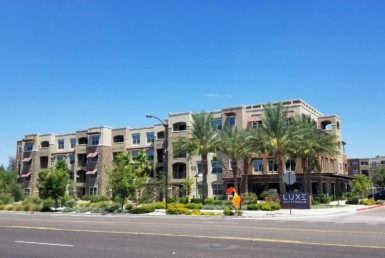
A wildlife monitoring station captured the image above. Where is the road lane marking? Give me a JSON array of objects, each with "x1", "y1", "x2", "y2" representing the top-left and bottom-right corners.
[
  {"x1": 3, "y1": 225, "x2": 385, "y2": 250},
  {"x1": 14, "y1": 241, "x2": 73, "y2": 247}
]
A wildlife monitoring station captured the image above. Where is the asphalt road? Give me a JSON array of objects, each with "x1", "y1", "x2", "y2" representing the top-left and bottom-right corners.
[{"x1": 0, "y1": 207, "x2": 385, "y2": 258}]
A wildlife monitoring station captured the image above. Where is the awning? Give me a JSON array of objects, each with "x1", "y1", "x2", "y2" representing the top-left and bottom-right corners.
[
  {"x1": 86, "y1": 169, "x2": 97, "y2": 175},
  {"x1": 248, "y1": 115, "x2": 262, "y2": 122},
  {"x1": 22, "y1": 157, "x2": 32, "y2": 162},
  {"x1": 87, "y1": 152, "x2": 98, "y2": 158},
  {"x1": 20, "y1": 172, "x2": 31, "y2": 178}
]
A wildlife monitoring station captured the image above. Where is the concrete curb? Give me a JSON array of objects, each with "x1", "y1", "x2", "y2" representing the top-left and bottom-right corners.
[{"x1": 356, "y1": 203, "x2": 385, "y2": 212}]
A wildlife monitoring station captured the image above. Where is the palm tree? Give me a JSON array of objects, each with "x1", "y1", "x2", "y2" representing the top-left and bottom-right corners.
[
  {"x1": 172, "y1": 112, "x2": 221, "y2": 201},
  {"x1": 292, "y1": 116, "x2": 337, "y2": 194},
  {"x1": 256, "y1": 103, "x2": 296, "y2": 193},
  {"x1": 220, "y1": 127, "x2": 253, "y2": 194}
]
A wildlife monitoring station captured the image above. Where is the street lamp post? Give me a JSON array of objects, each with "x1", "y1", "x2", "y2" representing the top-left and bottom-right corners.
[{"x1": 146, "y1": 114, "x2": 169, "y2": 210}]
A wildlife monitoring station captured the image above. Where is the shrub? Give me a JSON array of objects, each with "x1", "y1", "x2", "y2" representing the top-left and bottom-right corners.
[
  {"x1": 200, "y1": 211, "x2": 221, "y2": 216},
  {"x1": 190, "y1": 198, "x2": 201, "y2": 204},
  {"x1": 0, "y1": 194, "x2": 14, "y2": 205},
  {"x1": 14, "y1": 205, "x2": 23, "y2": 211},
  {"x1": 138, "y1": 195, "x2": 151, "y2": 204},
  {"x1": 321, "y1": 196, "x2": 331, "y2": 204},
  {"x1": 269, "y1": 202, "x2": 281, "y2": 211},
  {"x1": 0, "y1": 205, "x2": 4, "y2": 210},
  {"x1": 191, "y1": 209, "x2": 202, "y2": 215},
  {"x1": 185, "y1": 203, "x2": 202, "y2": 210},
  {"x1": 313, "y1": 196, "x2": 321, "y2": 203},
  {"x1": 361, "y1": 199, "x2": 376, "y2": 205},
  {"x1": 82, "y1": 195, "x2": 109, "y2": 203},
  {"x1": 260, "y1": 203, "x2": 272, "y2": 211},
  {"x1": 204, "y1": 198, "x2": 214, "y2": 205},
  {"x1": 74, "y1": 207, "x2": 87, "y2": 213},
  {"x1": 213, "y1": 200, "x2": 223, "y2": 205},
  {"x1": 167, "y1": 197, "x2": 176, "y2": 203},
  {"x1": 168, "y1": 203, "x2": 186, "y2": 209},
  {"x1": 152, "y1": 202, "x2": 166, "y2": 209},
  {"x1": 41, "y1": 199, "x2": 54, "y2": 212},
  {"x1": 346, "y1": 197, "x2": 360, "y2": 204},
  {"x1": 7, "y1": 205, "x2": 13, "y2": 211},
  {"x1": 130, "y1": 205, "x2": 156, "y2": 214},
  {"x1": 62, "y1": 207, "x2": 75, "y2": 213},
  {"x1": 376, "y1": 200, "x2": 384, "y2": 204},
  {"x1": 223, "y1": 207, "x2": 233, "y2": 216},
  {"x1": 179, "y1": 197, "x2": 189, "y2": 204},
  {"x1": 124, "y1": 203, "x2": 135, "y2": 211},
  {"x1": 201, "y1": 204, "x2": 226, "y2": 210},
  {"x1": 166, "y1": 207, "x2": 192, "y2": 215},
  {"x1": 66, "y1": 200, "x2": 76, "y2": 208},
  {"x1": 247, "y1": 204, "x2": 260, "y2": 210}
]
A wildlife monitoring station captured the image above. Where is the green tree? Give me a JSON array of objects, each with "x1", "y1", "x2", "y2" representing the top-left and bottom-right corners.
[
  {"x1": 372, "y1": 168, "x2": 385, "y2": 189},
  {"x1": 220, "y1": 127, "x2": 253, "y2": 194},
  {"x1": 181, "y1": 176, "x2": 194, "y2": 197},
  {"x1": 0, "y1": 164, "x2": 23, "y2": 201},
  {"x1": 38, "y1": 161, "x2": 70, "y2": 209},
  {"x1": 352, "y1": 174, "x2": 370, "y2": 199},
  {"x1": 108, "y1": 152, "x2": 150, "y2": 210},
  {"x1": 292, "y1": 116, "x2": 337, "y2": 194},
  {"x1": 257, "y1": 103, "x2": 296, "y2": 193},
  {"x1": 173, "y1": 112, "x2": 221, "y2": 201}
]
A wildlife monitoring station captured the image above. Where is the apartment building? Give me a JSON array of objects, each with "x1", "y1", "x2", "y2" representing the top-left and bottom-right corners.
[
  {"x1": 16, "y1": 99, "x2": 350, "y2": 199},
  {"x1": 348, "y1": 156, "x2": 385, "y2": 176}
]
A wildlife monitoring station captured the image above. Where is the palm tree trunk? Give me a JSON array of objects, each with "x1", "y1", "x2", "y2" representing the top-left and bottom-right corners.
[
  {"x1": 277, "y1": 158, "x2": 285, "y2": 194},
  {"x1": 233, "y1": 166, "x2": 239, "y2": 194},
  {"x1": 202, "y1": 153, "x2": 208, "y2": 202},
  {"x1": 242, "y1": 158, "x2": 249, "y2": 195}
]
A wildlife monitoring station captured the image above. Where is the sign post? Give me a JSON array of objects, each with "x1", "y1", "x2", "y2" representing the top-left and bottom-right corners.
[{"x1": 283, "y1": 171, "x2": 296, "y2": 215}]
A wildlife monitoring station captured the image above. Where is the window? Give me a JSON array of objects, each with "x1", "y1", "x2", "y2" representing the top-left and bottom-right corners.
[
  {"x1": 212, "y1": 183, "x2": 224, "y2": 196},
  {"x1": 41, "y1": 141, "x2": 49, "y2": 148},
  {"x1": 17, "y1": 160, "x2": 21, "y2": 168},
  {"x1": 132, "y1": 134, "x2": 140, "y2": 145},
  {"x1": 24, "y1": 188, "x2": 31, "y2": 196},
  {"x1": 197, "y1": 183, "x2": 203, "y2": 196},
  {"x1": 157, "y1": 131, "x2": 165, "y2": 139},
  {"x1": 351, "y1": 161, "x2": 358, "y2": 166},
  {"x1": 251, "y1": 121, "x2": 262, "y2": 129},
  {"x1": 253, "y1": 159, "x2": 263, "y2": 173},
  {"x1": 40, "y1": 156, "x2": 49, "y2": 169},
  {"x1": 157, "y1": 149, "x2": 164, "y2": 162},
  {"x1": 90, "y1": 135, "x2": 100, "y2": 146},
  {"x1": 78, "y1": 154, "x2": 87, "y2": 166},
  {"x1": 286, "y1": 159, "x2": 296, "y2": 171},
  {"x1": 76, "y1": 170, "x2": 86, "y2": 183},
  {"x1": 173, "y1": 163, "x2": 186, "y2": 179},
  {"x1": 78, "y1": 137, "x2": 88, "y2": 145},
  {"x1": 321, "y1": 121, "x2": 333, "y2": 131},
  {"x1": 90, "y1": 154, "x2": 99, "y2": 163},
  {"x1": 285, "y1": 118, "x2": 292, "y2": 127},
  {"x1": 57, "y1": 155, "x2": 65, "y2": 162},
  {"x1": 146, "y1": 150, "x2": 154, "y2": 161},
  {"x1": 361, "y1": 161, "x2": 369, "y2": 166},
  {"x1": 211, "y1": 161, "x2": 222, "y2": 174},
  {"x1": 90, "y1": 171, "x2": 98, "y2": 179},
  {"x1": 58, "y1": 140, "x2": 64, "y2": 150},
  {"x1": 353, "y1": 169, "x2": 359, "y2": 175},
  {"x1": 228, "y1": 116, "x2": 236, "y2": 127},
  {"x1": 268, "y1": 159, "x2": 278, "y2": 172},
  {"x1": 173, "y1": 122, "x2": 187, "y2": 131},
  {"x1": 173, "y1": 150, "x2": 187, "y2": 159},
  {"x1": 229, "y1": 160, "x2": 236, "y2": 170},
  {"x1": 69, "y1": 171, "x2": 74, "y2": 180},
  {"x1": 70, "y1": 138, "x2": 76, "y2": 148},
  {"x1": 212, "y1": 118, "x2": 222, "y2": 130},
  {"x1": 70, "y1": 155, "x2": 75, "y2": 165},
  {"x1": 146, "y1": 132, "x2": 154, "y2": 144},
  {"x1": 25, "y1": 142, "x2": 33, "y2": 151},
  {"x1": 89, "y1": 187, "x2": 98, "y2": 196},
  {"x1": 381, "y1": 161, "x2": 385, "y2": 165},
  {"x1": 113, "y1": 135, "x2": 124, "y2": 143},
  {"x1": 24, "y1": 160, "x2": 32, "y2": 167},
  {"x1": 18, "y1": 146, "x2": 23, "y2": 153},
  {"x1": 196, "y1": 161, "x2": 203, "y2": 174},
  {"x1": 131, "y1": 151, "x2": 139, "y2": 160},
  {"x1": 372, "y1": 161, "x2": 377, "y2": 166}
]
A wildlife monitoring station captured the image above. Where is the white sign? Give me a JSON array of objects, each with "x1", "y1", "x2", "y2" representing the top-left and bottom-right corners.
[{"x1": 283, "y1": 171, "x2": 296, "y2": 185}]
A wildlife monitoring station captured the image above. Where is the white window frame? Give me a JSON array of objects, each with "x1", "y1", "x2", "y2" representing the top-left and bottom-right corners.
[
  {"x1": 132, "y1": 134, "x2": 140, "y2": 145},
  {"x1": 146, "y1": 132, "x2": 154, "y2": 144},
  {"x1": 212, "y1": 183, "x2": 224, "y2": 196},
  {"x1": 253, "y1": 159, "x2": 263, "y2": 173},
  {"x1": 24, "y1": 188, "x2": 31, "y2": 196},
  {"x1": 211, "y1": 161, "x2": 222, "y2": 174},
  {"x1": 89, "y1": 187, "x2": 98, "y2": 196},
  {"x1": 58, "y1": 139, "x2": 64, "y2": 150},
  {"x1": 90, "y1": 135, "x2": 100, "y2": 146}
]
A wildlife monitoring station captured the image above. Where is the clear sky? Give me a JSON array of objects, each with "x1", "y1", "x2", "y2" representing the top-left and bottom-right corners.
[{"x1": 1, "y1": 0, "x2": 384, "y2": 167}]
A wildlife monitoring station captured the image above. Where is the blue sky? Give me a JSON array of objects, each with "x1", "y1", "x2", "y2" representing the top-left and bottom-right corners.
[{"x1": 1, "y1": 1, "x2": 384, "y2": 167}]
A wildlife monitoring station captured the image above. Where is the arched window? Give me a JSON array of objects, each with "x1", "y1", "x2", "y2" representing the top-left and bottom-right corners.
[
  {"x1": 321, "y1": 121, "x2": 333, "y2": 130},
  {"x1": 113, "y1": 135, "x2": 124, "y2": 143}
]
